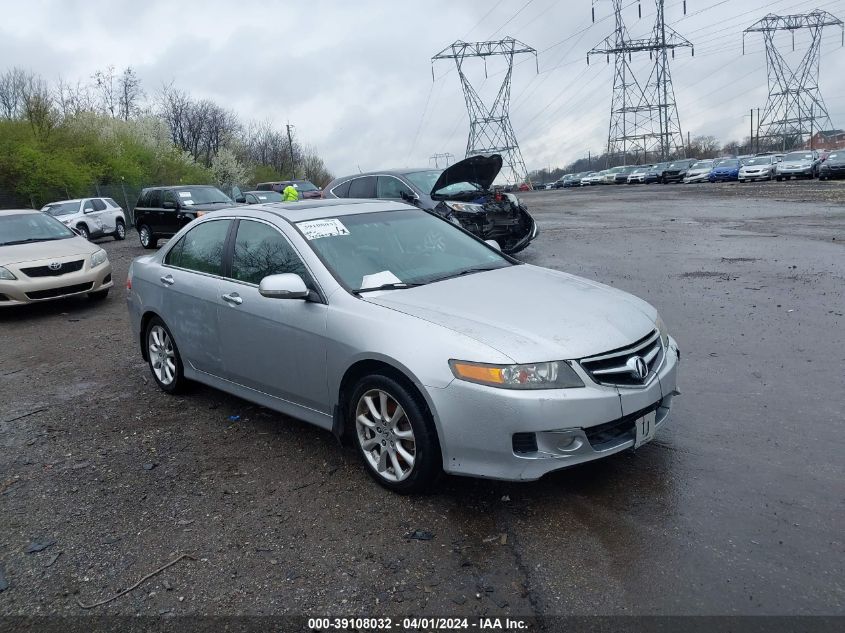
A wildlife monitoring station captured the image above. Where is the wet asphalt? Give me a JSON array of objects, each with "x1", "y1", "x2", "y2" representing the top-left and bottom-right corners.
[{"x1": 0, "y1": 182, "x2": 843, "y2": 618}]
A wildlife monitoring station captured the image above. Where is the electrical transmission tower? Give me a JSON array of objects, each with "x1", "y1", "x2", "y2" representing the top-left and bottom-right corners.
[
  {"x1": 429, "y1": 152, "x2": 455, "y2": 168},
  {"x1": 744, "y1": 10, "x2": 844, "y2": 151},
  {"x1": 588, "y1": 1, "x2": 692, "y2": 165},
  {"x1": 432, "y1": 38, "x2": 537, "y2": 185}
]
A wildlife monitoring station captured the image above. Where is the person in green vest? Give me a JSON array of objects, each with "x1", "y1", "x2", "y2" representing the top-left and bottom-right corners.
[{"x1": 282, "y1": 183, "x2": 299, "y2": 202}]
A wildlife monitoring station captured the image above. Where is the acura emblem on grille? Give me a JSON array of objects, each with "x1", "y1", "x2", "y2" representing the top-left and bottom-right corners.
[
  {"x1": 626, "y1": 356, "x2": 649, "y2": 380},
  {"x1": 48, "y1": 262, "x2": 62, "y2": 271}
]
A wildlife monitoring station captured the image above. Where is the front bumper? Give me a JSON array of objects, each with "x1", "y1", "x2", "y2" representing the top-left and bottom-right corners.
[
  {"x1": 0, "y1": 258, "x2": 113, "y2": 307},
  {"x1": 739, "y1": 169, "x2": 772, "y2": 180},
  {"x1": 683, "y1": 172, "x2": 710, "y2": 183},
  {"x1": 427, "y1": 336, "x2": 681, "y2": 481},
  {"x1": 777, "y1": 167, "x2": 813, "y2": 177}
]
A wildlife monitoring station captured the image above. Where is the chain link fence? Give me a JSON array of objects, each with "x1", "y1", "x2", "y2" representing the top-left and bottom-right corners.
[{"x1": 0, "y1": 181, "x2": 143, "y2": 225}]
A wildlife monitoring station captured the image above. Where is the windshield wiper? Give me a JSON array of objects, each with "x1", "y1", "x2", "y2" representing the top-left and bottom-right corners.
[
  {"x1": 353, "y1": 282, "x2": 424, "y2": 294},
  {"x1": 2, "y1": 237, "x2": 62, "y2": 246},
  {"x1": 427, "y1": 265, "x2": 504, "y2": 283}
]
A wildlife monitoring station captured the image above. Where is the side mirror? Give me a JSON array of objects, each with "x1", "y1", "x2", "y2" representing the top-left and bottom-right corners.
[
  {"x1": 235, "y1": 196, "x2": 246, "y2": 204},
  {"x1": 485, "y1": 239, "x2": 501, "y2": 251},
  {"x1": 83, "y1": 207, "x2": 94, "y2": 214},
  {"x1": 259, "y1": 273, "x2": 309, "y2": 300},
  {"x1": 400, "y1": 190, "x2": 420, "y2": 205}
]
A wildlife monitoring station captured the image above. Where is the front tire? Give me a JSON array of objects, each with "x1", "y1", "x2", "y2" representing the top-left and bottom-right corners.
[
  {"x1": 350, "y1": 374, "x2": 441, "y2": 494},
  {"x1": 145, "y1": 317, "x2": 187, "y2": 394},
  {"x1": 114, "y1": 219, "x2": 126, "y2": 241},
  {"x1": 76, "y1": 224, "x2": 90, "y2": 240},
  {"x1": 139, "y1": 224, "x2": 157, "y2": 249}
]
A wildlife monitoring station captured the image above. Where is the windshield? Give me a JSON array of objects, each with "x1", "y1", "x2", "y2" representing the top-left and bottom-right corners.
[
  {"x1": 0, "y1": 213, "x2": 76, "y2": 246},
  {"x1": 743, "y1": 157, "x2": 770, "y2": 166},
  {"x1": 691, "y1": 161, "x2": 712, "y2": 169},
  {"x1": 42, "y1": 201, "x2": 80, "y2": 217},
  {"x1": 297, "y1": 209, "x2": 510, "y2": 292},
  {"x1": 404, "y1": 170, "x2": 484, "y2": 196},
  {"x1": 827, "y1": 153, "x2": 842, "y2": 162},
  {"x1": 250, "y1": 191, "x2": 283, "y2": 202},
  {"x1": 174, "y1": 187, "x2": 232, "y2": 205},
  {"x1": 784, "y1": 152, "x2": 813, "y2": 162},
  {"x1": 292, "y1": 180, "x2": 319, "y2": 192},
  {"x1": 717, "y1": 160, "x2": 740, "y2": 168}
]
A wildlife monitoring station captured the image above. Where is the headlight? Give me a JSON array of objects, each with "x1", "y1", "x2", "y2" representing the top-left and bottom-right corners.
[
  {"x1": 90, "y1": 249, "x2": 108, "y2": 267},
  {"x1": 655, "y1": 314, "x2": 670, "y2": 348},
  {"x1": 445, "y1": 201, "x2": 485, "y2": 214},
  {"x1": 449, "y1": 360, "x2": 584, "y2": 389},
  {"x1": 0, "y1": 265, "x2": 17, "y2": 280}
]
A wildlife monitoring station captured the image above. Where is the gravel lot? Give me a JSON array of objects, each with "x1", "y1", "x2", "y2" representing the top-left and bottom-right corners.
[{"x1": 1, "y1": 180, "x2": 843, "y2": 619}]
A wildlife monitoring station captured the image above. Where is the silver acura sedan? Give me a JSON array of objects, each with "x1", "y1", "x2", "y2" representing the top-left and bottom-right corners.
[{"x1": 126, "y1": 199, "x2": 680, "y2": 493}]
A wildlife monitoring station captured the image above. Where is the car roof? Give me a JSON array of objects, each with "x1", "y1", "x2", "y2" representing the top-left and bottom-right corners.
[
  {"x1": 142, "y1": 185, "x2": 218, "y2": 191},
  {"x1": 0, "y1": 208, "x2": 40, "y2": 216},
  {"x1": 43, "y1": 199, "x2": 83, "y2": 205},
  {"x1": 332, "y1": 168, "x2": 435, "y2": 181},
  {"x1": 202, "y1": 199, "x2": 412, "y2": 223}
]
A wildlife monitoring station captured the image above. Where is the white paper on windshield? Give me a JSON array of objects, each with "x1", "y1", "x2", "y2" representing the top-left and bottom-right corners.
[
  {"x1": 178, "y1": 191, "x2": 192, "y2": 198},
  {"x1": 361, "y1": 271, "x2": 402, "y2": 288},
  {"x1": 258, "y1": 195, "x2": 268, "y2": 200},
  {"x1": 299, "y1": 218, "x2": 350, "y2": 240},
  {"x1": 183, "y1": 199, "x2": 194, "y2": 205}
]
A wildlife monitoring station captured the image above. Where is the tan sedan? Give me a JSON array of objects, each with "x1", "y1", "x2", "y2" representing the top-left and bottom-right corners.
[{"x1": 0, "y1": 209, "x2": 113, "y2": 307}]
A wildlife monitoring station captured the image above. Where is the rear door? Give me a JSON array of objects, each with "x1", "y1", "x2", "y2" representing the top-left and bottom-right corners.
[
  {"x1": 216, "y1": 219, "x2": 329, "y2": 411},
  {"x1": 90, "y1": 198, "x2": 111, "y2": 234},
  {"x1": 159, "y1": 219, "x2": 233, "y2": 377}
]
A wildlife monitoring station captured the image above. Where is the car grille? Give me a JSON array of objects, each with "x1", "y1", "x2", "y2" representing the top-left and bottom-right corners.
[
  {"x1": 579, "y1": 329, "x2": 664, "y2": 387},
  {"x1": 20, "y1": 260, "x2": 84, "y2": 277},
  {"x1": 584, "y1": 399, "x2": 663, "y2": 450},
  {"x1": 26, "y1": 282, "x2": 93, "y2": 300}
]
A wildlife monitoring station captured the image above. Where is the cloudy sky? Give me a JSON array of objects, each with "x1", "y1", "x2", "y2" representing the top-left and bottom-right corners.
[{"x1": 2, "y1": 0, "x2": 844, "y2": 176}]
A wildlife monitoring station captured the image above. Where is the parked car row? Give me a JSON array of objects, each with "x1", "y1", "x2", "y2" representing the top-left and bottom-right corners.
[{"x1": 550, "y1": 149, "x2": 845, "y2": 188}]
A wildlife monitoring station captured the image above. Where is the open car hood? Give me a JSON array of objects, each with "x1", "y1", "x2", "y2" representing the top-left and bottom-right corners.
[{"x1": 430, "y1": 154, "x2": 503, "y2": 196}]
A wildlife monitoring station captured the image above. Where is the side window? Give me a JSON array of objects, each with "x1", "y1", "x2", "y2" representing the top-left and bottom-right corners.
[
  {"x1": 148, "y1": 190, "x2": 162, "y2": 209},
  {"x1": 164, "y1": 236, "x2": 185, "y2": 266},
  {"x1": 331, "y1": 180, "x2": 351, "y2": 198},
  {"x1": 106, "y1": 198, "x2": 120, "y2": 208},
  {"x1": 245, "y1": 193, "x2": 257, "y2": 204},
  {"x1": 376, "y1": 176, "x2": 412, "y2": 199},
  {"x1": 347, "y1": 176, "x2": 376, "y2": 198},
  {"x1": 162, "y1": 190, "x2": 179, "y2": 208},
  {"x1": 82, "y1": 199, "x2": 95, "y2": 212},
  {"x1": 91, "y1": 199, "x2": 107, "y2": 211},
  {"x1": 172, "y1": 220, "x2": 231, "y2": 275},
  {"x1": 231, "y1": 220, "x2": 310, "y2": 285},
  {"x1": 137, "y1": 191, "x2": 149, "y2": 207}
]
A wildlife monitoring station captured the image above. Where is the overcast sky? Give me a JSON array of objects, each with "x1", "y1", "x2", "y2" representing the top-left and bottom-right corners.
[{"x1": 2, "y1": 0, "x2": 844, "y2": 176}]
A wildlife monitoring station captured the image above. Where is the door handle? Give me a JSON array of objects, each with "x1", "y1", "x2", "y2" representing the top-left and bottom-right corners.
[
  {"x1": 160, "y1": 274, "x2": 175, "y2": 286},
  {"x1": 221, "y1": 292, "x2": 243, "y2": 305}
]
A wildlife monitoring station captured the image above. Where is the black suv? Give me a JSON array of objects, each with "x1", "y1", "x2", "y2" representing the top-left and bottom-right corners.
[
  {"x1": 660, "y1": 159, "x2": 697, "y2": 184},
  {"x1": 134, "y1": 185, "x2": 234, "y2": 249}
]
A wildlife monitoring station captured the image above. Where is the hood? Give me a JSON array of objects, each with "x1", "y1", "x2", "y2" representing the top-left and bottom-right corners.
[
  {"x1": 364, "y1": 265, "x2": 657, "y2": 363},
  {"x1": 430, "y1": 154, "x2": 503, "y2": 196},
  {"x1": 1, "y1": 236, "x2": 98, "y2": 266}
]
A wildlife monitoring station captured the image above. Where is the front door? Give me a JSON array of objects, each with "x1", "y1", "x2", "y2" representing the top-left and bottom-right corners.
[{"x1": 216, "y1": 219, "x2": 329, "y2": 412}]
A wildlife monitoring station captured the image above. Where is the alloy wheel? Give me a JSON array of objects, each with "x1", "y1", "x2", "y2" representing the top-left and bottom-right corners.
[
  {"x1": 355, "y1": 389, "x2": 416, "y2": 482},
  {"x1": 140, "y1": 226, "x2": 150, "y2": 247},
  {"x1": 148, "y1": 325, "x2": 176, "y2": 386},
  {"x1": 116, "y1": 222, "x2": 126, "y2": 239}
]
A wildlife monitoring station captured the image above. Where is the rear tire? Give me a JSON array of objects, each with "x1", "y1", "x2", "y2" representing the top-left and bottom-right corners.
[
  {"x1": 114, "y1": 219, "x2": 126, "y2": 241},
  {"x1": 139, "y1": 224, "x2": 157, "y2": 249},
  {"x1": 350, "y1": 374, "x2": 441, "y2": 494},
  {"x1": 145, "y1": 317, "x2": 187, "y2": 394}
]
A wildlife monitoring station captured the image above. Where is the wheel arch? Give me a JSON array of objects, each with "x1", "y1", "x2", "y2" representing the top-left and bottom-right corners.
[
  {"x1": 139, "y1": 310, "x2": 164, "y2": 361},
  {"x1": 333, "y1": 358, "x2": 443, "y2": 457}
]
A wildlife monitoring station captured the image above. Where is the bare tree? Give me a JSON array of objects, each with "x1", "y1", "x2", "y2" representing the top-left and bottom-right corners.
[
  {"x1": 21, "y1": 74, "x2": 58, "y2": 139},
  {"x1": 93, "y1": 65, "x2": 118, "y2": 117},
  {"x1": 0, "y1": 67, "x2": 32, "y2": 119},
  {"x1": 118, "y1": 66, "x2": 144, "y2": 121}
]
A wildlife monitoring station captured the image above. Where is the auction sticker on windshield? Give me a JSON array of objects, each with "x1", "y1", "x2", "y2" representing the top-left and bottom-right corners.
[{"x1": 298, "y1": 218, "x2": 350, "y2": 240}]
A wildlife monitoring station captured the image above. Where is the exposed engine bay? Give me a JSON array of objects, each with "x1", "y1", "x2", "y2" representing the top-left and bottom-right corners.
[{"x1": 426, "y1": 154, "x2": 538, "y2": 255}]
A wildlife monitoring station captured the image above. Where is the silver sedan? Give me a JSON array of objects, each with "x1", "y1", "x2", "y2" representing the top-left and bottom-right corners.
[{"x1": 126, "y1": 200, "x2": 680, "y2": 493}]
